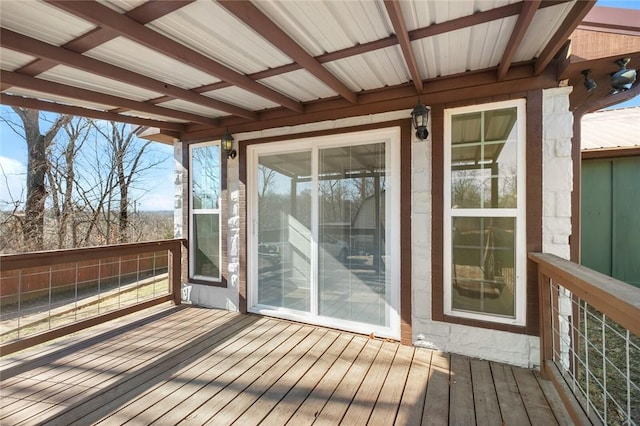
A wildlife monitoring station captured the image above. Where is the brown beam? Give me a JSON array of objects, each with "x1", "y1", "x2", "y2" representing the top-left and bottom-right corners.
[
  {"x1": 182, "y1": 64, "x2": 557, "y2": 141},
  {"x1": 46, "y1": 0, "x2": 304, "y2": 113},
  {"x1": 218, "y1": 0, "x2": 357, "y2": 104},
  {"x1": 535, "y1": 0, "x2": 596, "y2": 75},
  {"x1": 1, "y1": 29, "x2": 257, "y2": 121},
  {"x1": 0, "y1": 70, "x2": 218, "y2": 126},
  {"x1": 498, "y1": 0, "x2": 541, "y2": 80},
  {"x1": 384, "y1": 0, "x2": 423, "y2": 93},
  {"x1": 0, "y1": 94, "x2": 186, "y2": 132}
]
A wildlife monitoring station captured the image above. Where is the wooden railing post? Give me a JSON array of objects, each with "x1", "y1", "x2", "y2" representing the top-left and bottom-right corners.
[
  {"x1": 170, "y1": 240, "x2": 182, "y2": 306},
  {"x1": 537, "y1": 266, "x2": 552, "y2": 379}
]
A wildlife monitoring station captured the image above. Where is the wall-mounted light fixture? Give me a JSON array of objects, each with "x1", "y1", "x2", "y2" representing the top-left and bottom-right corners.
[
  {"x1": 411, "y1": 98, "x2": 430, "y2": 140},
  {"x1": 221, "y1": 130, "x2": 236, "y2": 159},
  {"x1": 582, "y1": 69, "x2": 597, "y2": 93},
  {"x1": 611, "y1": 57, "x2": 637, "y2": 94}
]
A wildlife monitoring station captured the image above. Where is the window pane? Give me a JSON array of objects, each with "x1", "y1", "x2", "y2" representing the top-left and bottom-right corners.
[
  {"x1": 318, "y1": 143, "x2": 388, "y2": 326},
  {"x1": 257, "y1": 152, "x2": 312, "y2": 312},
  {"x1": 451, "y1": 216, "x2": 515, "y2": 317},
  {"x1": 451, "y1": 107, "x2": 518, "y2": 209},
  {"x1": 193, "y1": 213, "x2": 220, "y2": 279},
  {"x1": 192, "y1": 144, "x2": 220, "y2": 209}
]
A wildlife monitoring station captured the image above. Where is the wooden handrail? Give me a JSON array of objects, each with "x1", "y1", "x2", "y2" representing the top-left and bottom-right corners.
[
  {"x1": 529, "y1": 252, "x2": 640, "y2": 337},
  {"x1": 0, "y1": 239, "x2": 185, "y2": 271}
]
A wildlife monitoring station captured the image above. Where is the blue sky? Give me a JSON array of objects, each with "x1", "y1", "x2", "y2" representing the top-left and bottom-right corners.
[{"x1": 0, "y1": 0, "x2": 638, "y2": 210}]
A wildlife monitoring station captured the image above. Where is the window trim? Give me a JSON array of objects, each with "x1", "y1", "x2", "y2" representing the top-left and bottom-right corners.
[
  {"x1": 443, "y1": 99, "x2": 527, "y2": 326},
  {"x1": 189, "y1": 140, "x2": 222, "y2": 284}
]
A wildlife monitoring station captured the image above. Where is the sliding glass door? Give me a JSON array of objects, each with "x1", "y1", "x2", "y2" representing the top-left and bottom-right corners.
[{"x1": 248, "y1": 128, "x2": 400, "y2": 338}]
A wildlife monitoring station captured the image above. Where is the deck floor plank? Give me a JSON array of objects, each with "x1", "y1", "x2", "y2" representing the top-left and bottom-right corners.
[
  {"x1": 285, "y1": 335, "x2": 368, "y2": 425},
  {"x1": 449, "y1": 354, "x2": 475, "y2": 426},
  {"x1": 0, "y1": 307, "x2": 573, "y2": 426},
  {"x1": 470, "y1": 358, "x2": 502, "y2": 426},
  {"x1": 368, "y1": 343, "x2": 415, "y2": 426},
  {"x1": 180, "y1": 323, "x2": 309, "y2": 424},
  {"x1": 512, "y1": 366, "x2": 559, "y2": 425},
  {"x1": 340, "y1": 340, "x2": 398, "y2": 425},
  {"x1": 491, "y1": 361, "x2": 532, "y2": 426},
  {"x1": 88, "y1": 315, "x2": 271, "y2": 425},
  {"x1": 230, "y1": 330, "x2": 338, "y2": 426},
  {"x1": 312, "y1": 338, "x2": 382, "y2": 426},
  {"x1": 259, "y1": 332, "x2": 354, "y2": 425},
  {"x1": 394, "y1": 347, "x2": 432, "y2": 426},
  {"x1": 422, "y1": 351, "x2": 451, "y2": 426},
  {"x1": 207, "y1": 327, "x2": 327, "y2": 425}
]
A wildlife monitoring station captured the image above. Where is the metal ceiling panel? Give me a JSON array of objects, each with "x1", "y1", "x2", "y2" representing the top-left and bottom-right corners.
[
  {"x1": 40, "y1": 65, "x2": 163, "y2": 102},
  {"x1": 399, "y1": 0, "x2": 517, "y2": 31},
  {"x1": 157, "y1": 99, "x2": 226, "y2": 119},
  {"x1": 148, "y1": 1, "x2": 292, "y2": 75},
  {"x1": 4, "y1": 87, "x2": 114, "y2": 111},
  {"x1": 203, "y1": 87, "x2": 281, "y2": 112},
  {"x1": 85, "y1": 37, "x2": 221, "y2": 90},
  {"x1": 325, "y1": 46, "x2": 410, "y2": 91},
  {"x1": 0, "y1": 1, "x2": 95, "y2": 46},
  {"x1": 97, "y1": 0, "x2": 146, "y2": 14},
  {"x1": 0, "y1": 48, "x2": 36, "y2": 72},
  {"x1": 260, "y1": 69, "x2": 337, "y2": 103},
  {"x1": 253, "y1": 0, "x2": 393, "y2": 56},
  {"x1": 515, "y1": 2, "x2": 575, "y2": 62}
]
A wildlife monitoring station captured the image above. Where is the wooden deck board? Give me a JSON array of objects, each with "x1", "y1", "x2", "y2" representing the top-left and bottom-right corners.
[{"x1": 0, "y1": 306, "x2": 572, "y2": 426}]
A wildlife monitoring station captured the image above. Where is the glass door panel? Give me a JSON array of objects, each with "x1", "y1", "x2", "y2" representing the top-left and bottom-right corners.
[
  {"x1": 257, "y1": 151, "x2": 312, "y2": 312},
  {"x1": 318, "y1": 143, "x2": 388, "y2": 326}
]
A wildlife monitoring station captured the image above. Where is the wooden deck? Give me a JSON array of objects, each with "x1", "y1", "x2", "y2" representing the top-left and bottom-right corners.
[{"x1": 0, "y1": 306, "x2": 572, "y2": 425}]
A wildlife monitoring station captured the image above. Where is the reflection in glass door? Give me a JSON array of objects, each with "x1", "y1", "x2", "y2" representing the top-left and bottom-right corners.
[
  {"x1": 257, "y1": 151, "x2": 312, "y2": 312},
  {"x1": 250, "y1": 128, "x2": 399, "y2": 338},
  {"x1": 318, "y1": 144, "x2": 387, "y2": 326}
]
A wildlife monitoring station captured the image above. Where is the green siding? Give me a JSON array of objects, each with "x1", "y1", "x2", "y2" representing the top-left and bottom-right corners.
[{"x1": 581, "y1": 157, "x2": 640, "y2": 287}]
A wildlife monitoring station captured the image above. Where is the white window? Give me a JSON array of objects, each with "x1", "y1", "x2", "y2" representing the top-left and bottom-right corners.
[
  {"x1": 444, "y1": 100, "x2": 527, "y2": 325},
  {"x1": 248, "y1": 128, "x2": 401, "y2": 339},
  {"x1": 189, "y1": 141, "x2": 221, "y2": 282}
]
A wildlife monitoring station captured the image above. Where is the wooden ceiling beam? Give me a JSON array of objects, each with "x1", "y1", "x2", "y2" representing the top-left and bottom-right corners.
[
  {"x1": 498, "y1": 0, "x2": 541, "y2": 80},
  {"x1": 535, "y1": 0, "x2": 596, "y2": 75},
  {"x1": 182, "y1": 62, "x2": 557, "y2": 141},
  {"x1": 384, "y1": 0, "x2": 423, "y2": 94},
  {"x1": 46, "y1": 0, "x2": 304, "y2": 113},
  {"x1": 218, "y1": 0, "x2": 357, "y2": 104},
  {"x1": 1, "y1": 29, "x2": 257, "y2": 120},
  {"x1": 0, "y1": 93, "x2": 186, "y2": 132},
  {"x1": 0, "y1": 70, "x2": 218, "y2": 126}
]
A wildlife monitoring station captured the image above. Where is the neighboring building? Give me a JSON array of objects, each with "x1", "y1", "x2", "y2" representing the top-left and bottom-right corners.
[
  {"x1": 581, "y1": 107, "x2": 640, "y2": 287},
  {"x1": 1, "y1": 1, "x2": 639, "y2": 368}
]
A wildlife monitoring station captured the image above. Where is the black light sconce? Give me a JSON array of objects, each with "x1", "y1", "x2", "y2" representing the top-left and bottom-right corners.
[
  {"x1": 221, "y1": 130, "x2": 237, "y2": 159},
  {"x1": 411, "y1": 98, "x2": 430, "y2": 140},
  {"x1": 611, "y1": 57, "x2": 637, "y2": 94},
  {"x1": 582, "y1": 69, "x2": 597, "y2": 93}
]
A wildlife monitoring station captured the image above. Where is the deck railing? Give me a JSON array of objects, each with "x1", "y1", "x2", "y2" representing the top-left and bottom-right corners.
[
  {"x1": 530, "y1": 252, "x2": 640, "y2": 425},
  {"x1": 0, "y1": 239, "x2": 184, "y2": 356}
]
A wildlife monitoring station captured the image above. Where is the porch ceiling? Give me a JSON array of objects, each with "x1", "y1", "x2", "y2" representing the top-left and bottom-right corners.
[{"x1": 0, "y1": 1, "x2": 637, "y2": 142}]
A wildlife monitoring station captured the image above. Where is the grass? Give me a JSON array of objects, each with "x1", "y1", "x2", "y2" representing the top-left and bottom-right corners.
[{"x1": 0, "y1": 274, "x2": 169, "y2": 344}]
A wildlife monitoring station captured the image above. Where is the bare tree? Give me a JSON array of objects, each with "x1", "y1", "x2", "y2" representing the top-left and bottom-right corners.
[
  {"x1": 46, "y1": 117, "x2": 91, "y2": 248},
  {"x1": 4, "y1": 108, "x2": 71, "y2": 250},
  {"x1": 92, "y1": 121, "x2": 165, "y2": 243}
]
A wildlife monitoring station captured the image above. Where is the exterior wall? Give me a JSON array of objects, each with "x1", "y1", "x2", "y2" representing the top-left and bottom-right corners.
[
  {"x1": 175, "y1": 89, "x2": 575, "y2": 369},
  {"x1": 411, "y1": 89, "x2": 573, "y2": 368}
]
